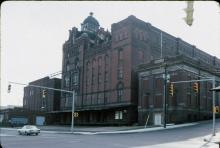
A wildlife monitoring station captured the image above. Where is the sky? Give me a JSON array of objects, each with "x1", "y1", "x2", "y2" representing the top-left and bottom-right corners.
[{"x1": 1, "y1": 1, "x2": 220, "y2": 107}]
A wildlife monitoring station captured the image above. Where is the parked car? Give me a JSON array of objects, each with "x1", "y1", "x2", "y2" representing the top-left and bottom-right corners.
[{"x1": 18, "y1": 125, "x2": 40, "y2": 135}]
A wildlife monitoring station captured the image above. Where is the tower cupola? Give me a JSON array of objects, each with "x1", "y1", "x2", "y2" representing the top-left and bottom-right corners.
[{"x1": 81, "y1": 12, "x2": 100, "y2": 32}]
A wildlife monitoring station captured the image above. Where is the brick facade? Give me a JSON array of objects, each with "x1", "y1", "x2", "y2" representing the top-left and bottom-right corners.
[
  {"x1": 60, "y1": 13, "x2": 220, "y2": 125},
  {"x1": 138, "y1": 56, "x2": 220, "y2": 125},
  {"x1": 23, "y1": 77, "x2": 61, "y2": 112}
]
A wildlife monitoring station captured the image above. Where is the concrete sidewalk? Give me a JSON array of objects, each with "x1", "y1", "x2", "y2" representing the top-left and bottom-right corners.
[
  {"x1": 1, "y1": 122, "x2": 198, "y2": 135},
  {"x1": 73, "y1": 122, "x2": 198, "y2": 135}
]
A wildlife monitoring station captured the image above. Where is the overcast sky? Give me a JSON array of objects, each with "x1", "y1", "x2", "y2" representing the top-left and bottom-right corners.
[{"x1": 1, "y1": 1, "x2": 220, "y2": 106}]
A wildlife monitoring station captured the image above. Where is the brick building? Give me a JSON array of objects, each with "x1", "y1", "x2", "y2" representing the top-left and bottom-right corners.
[
  {"x1": 60, "y1": 13, "x2": 220, "y2": 125},
  {"x1": 23, "y1": 77, "x2": 61, "y2": 112},
  {"x1": 137, "y1": 55, "x2": 220, "y2": 126}
]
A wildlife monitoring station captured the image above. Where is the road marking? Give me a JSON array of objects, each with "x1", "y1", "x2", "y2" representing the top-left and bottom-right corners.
[{"x1": 0, "y1": 134, "x2": 15, "y2": 137}]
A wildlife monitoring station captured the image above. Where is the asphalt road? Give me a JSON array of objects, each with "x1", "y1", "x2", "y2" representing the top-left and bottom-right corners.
[{"x1": 1, "y1": 120, "x2": 220, "y2": 148}]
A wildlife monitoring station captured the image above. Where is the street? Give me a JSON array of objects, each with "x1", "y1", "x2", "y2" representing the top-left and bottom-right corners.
[{"x1": 1, "y1": 120, "x2": 220, "y2": 148}]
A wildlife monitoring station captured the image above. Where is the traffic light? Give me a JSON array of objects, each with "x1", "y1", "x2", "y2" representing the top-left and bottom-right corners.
[
  {"x1": 183, "y1": 1, "x2": 194, "y2": 26},
  {"x1": 193, "y1": 82, "x2": 199, "y2": 93},
  {"x1": 42, "y1": 89, "x2": 47, "y2": 98},
  {"x1": 213, "y1": 106, "x2": 219, "y2": 113},
  {"x1": 215, "y1": 106, "x2": 220, "y2": 113},
  {"x1": 8, "y1": 84, "x2": 11, "y2": 93},
  {"x1": 169, "y1": 83, "x2": 174, "y2": 96},
  {"x1": 73, "y1": 112, "x2": 79, "y2": 117}
]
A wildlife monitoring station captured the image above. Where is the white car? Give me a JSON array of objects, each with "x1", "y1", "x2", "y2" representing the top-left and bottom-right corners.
[{"x1": 18, "y1": 125, "x2": 40, "y2": 135}]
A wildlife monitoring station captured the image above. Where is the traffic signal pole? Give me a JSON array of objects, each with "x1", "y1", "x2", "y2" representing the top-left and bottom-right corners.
[
  {"x1": 71, "y1": 90, "x2": 75, "y2": 133},
  {"x1": 163, "y1": 65, "x2": 167, "y2": 128},
  {"x1": 8, "y1": 81, "x2": 76, "y2": 132},
  {"x1": 171, "y1": 77, "x2": 216, "y2": 136},
  {"x1": 212, "y1": 77, "x2": 216, "y2": 136}
]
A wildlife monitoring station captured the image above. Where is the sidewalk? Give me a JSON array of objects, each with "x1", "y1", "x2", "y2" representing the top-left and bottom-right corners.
[
  {"x1": 6, "y1": 122, "x2": 196, "y2": 135},
  {"x1": 137, "y1": 133, "x2": 220, "y2": 148}
]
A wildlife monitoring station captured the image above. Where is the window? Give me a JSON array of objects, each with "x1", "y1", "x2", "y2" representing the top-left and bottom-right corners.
[
  {"x1": 73, "y1": 72, "x2": 79, "y2": 85},
  {"x1": 118, "y1": 49, "x2": 123, "y2": 79},
  {"x1": 118, "y1": 50, "x2": 123, "y2": 60},
  {"x1": 86, "y1": 61, "x2": 90, "y2": 88},
  {"x1": 65, "y1": 76, "x2": 70, "y2": 87},
  {"x1": 104, "y1": 71, "x2": 108, "y2": 82},
  {"x1": 104, "y1": 55, "x2": 109, "y2": 83},
  {"x1": 117, "y1": 68, "x2": 123, "y2": 79},
  {"x1": 24, "y1": 99, "x2": 27, "y2": 106},
  {"x1": 75, "y1": 60, "x2": 79, "y2": 70},
  {"x1": 117, "y1": 83, "x2": 124, "y2": 102},
  {"x1": 98, "y1": 74, "x2": 102, "y2": 84},
  {"x1": 66, "y1": 64, "x2": 70, "y2": 71},
  {"x1": 97, "y1": 93, "x2": 101, "y2": 104},
  {"x1": 115, "y1": 111, "x2": 123, "y2": 120},
  {"x1": 98, "y1": 57, "x2": 102, "y2": 85},
  {"x1": 92, "y1": 59, "x2": 96, "y2": 85},
  {"x1": 29, "y1": 89, "x2": 33, "y2": 96},
  {"x1": 104, "y1": 92, "x2": 108, "y2": 103},
  {"x1": 138, "y1": 50, "x2": 144, "y2": 63},
  {"x1": 64, "y1": 94, "x2": 69, "y2": 107}
]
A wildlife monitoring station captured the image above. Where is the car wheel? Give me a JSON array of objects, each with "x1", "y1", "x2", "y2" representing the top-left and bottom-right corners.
[
  {"x1": 35, "y1": 133, "x2": 38, "y2": 136},
  {"x1": 25, "y1": 132, "x2": 28, "y2": 135},
  {"x1": 18, "y1": 131, "x2": 21, "y2": 135}
]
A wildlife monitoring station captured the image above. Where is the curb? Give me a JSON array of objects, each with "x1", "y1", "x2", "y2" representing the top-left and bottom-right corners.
[{"x1": 41, "y1": 122, "x2": 198, "y2": 135}]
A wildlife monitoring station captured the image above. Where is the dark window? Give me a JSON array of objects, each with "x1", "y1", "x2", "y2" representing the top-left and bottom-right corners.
[
  {"x1": 65, "y1": 76, "x2": 70, "y2": 87},
  {"x1": 73, "y1": 72, "x2": 79, "y2": 85},
  {"x1": 118, "y1": 50, "x2": 123, "y2": 60},
  {"x1": 117, "y1": 68, "x2": 123, "y2": 79},
  {"x1": 66, "y1": 62, "x2": 70, "y2": 71},
  {"x1": 118, "y1": 49, "x2": 123, "y2": 79},
  {"x1": 92, "y1": 59, "x2": 96, "y2": 85},
  {"x1": 104, "y1": 55, "x2": 109, "y2": 83},
  {"x1": 98, "y1": 57, "x2": 102, "y2": 85},
  {"x1": 117, "y1": 83, "x2": 124, "y2": 102}
]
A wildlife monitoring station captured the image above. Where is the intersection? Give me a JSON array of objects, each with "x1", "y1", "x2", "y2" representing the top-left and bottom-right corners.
[{"x1": 1, "y1": 119, "x2": 220, "y2": 148}]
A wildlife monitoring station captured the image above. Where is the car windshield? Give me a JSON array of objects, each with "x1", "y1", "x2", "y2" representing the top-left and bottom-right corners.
[{"x1": 22, "y1": 125, "x2": 37, "y2": 129}]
